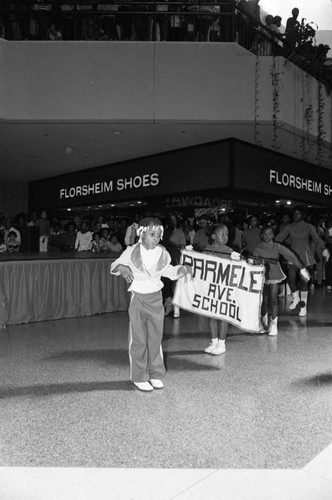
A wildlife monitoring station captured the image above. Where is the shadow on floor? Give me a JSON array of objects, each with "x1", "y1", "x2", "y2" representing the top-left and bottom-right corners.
[
  {"x1": 163, "y1": 350, "x2": 224, "y2": 372},
  {"x1": 0, "y1": 380, "x2": 134, "y2": 399},
  {"x1": 44, "y1": 349, "x2": 128, "y2": 365},
  {"x1": 291, "y1": 372, "x2": 332, "y2": 389},
  {"x1": 44, "y1": 348, "x2": 222, "y2": 373}
]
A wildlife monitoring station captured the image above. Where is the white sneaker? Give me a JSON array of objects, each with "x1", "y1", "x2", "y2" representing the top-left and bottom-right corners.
[
  {"x1": 149, "y1": 379, "x2": 164, "y2": 389},
  {"x1": 173, "y1": 305, "x2": 180, "y2": 318},
  {"x1": 268, "y1": 323, "x2": 278, "y2": 336},
  {"x1": 299, "y1": 306, "x2": 307, "y2": 317},
  {"x1": 204, "y1": 341, "x2": 218, "y2": 353},
  {"x1": 210, "y1": 341, "x2": 226, "y2": 355},
  {"x1": 289, "y1": 292, "x2": 300, "y2": 310},
  {"x1": 134, "y1": 381, "x2": 154, "y2": 392}
]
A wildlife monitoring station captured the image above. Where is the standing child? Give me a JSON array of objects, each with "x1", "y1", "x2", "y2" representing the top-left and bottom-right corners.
[
  {"x1": 110, "y1": 217, "x2": 189, "y2": 392},
  {"x1": 276, "y1": 207, "x2": 324, "y2": 316},
  {"x1": 253, "y1": 226, "x2": 310, "y2": 336},
  {"x1": 75, "y1": 221, "x2": 92, "y2": 251},
  {"x1": 109, "y1": 235, "x2": 123, "y2": 253},
  {"x1": 6, "y1": 231, "x2": 21, "y2": 253},
  {"x1": 91, "y1": 232, "x2": 101, "y2": 252},
  {"x1": 203, "y1": 224, "x2": 241, "y2": 355}
]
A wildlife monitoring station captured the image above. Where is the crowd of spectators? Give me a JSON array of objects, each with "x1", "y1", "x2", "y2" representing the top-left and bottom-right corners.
[
  {"x1": 0, "y1": 0, "x2": 296, "y2": 48},
  {"x1": 1, "y1": 207, "x2": 332, "y2": 292}
]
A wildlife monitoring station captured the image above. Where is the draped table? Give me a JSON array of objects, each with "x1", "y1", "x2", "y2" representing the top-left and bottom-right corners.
[{"x1": 0, "y1": 253, "x2": 130, "y2": 328}]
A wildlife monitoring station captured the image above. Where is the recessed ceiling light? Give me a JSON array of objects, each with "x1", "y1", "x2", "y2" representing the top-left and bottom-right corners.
[
  {"x1": 112, "y1": 130, "x2": 122, "y2": 135},
  {"x1": 275, "y1": 200, "x2": 280, "y2": 204},
  {"x1": 67, "y1": 208, "x2": 71, "y2": 212},
  {"x1": 286, "y1": 200, "x2": 292, "y2": 205}
]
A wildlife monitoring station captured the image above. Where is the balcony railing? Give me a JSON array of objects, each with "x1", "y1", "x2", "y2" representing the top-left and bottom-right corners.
[{"x1": 0, "y1": 0, "x2": 282, "y2": 52}]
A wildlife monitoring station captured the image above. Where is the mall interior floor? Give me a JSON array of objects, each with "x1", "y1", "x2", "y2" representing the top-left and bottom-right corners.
[{"x1": 0, "y1": 289, "x2": 331, "y2": 499}]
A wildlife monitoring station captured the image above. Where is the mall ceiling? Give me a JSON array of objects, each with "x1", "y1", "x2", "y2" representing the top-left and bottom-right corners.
[{"x1": 1, "y1": 120, "x2": 329, "y2": 182}]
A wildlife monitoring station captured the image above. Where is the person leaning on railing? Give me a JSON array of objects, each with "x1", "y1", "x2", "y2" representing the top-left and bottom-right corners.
[
  {"x1": 116, "y1": 0, "x2": 133, "y2": 40},
  {"x1": 169, "y1": 2, "x2": 182, "y2": 41},
  {"x1": 133, "y1": 0, "x2": 153, "y2": 41},
  {"x1": 196, "y1": 0, "x2": 213, "y2": 42},
  {"x1": 156, "y1": 0, "x2": 169, "y2": 41},
  {"x1": 182, "y1": 0, "x2": 198, "y2": 41},
  {"x1": 33, "y1": 0, "x2": 52, "y2": 40},
  {"x1": 97, "y1": 2, "x2": 118, "y2": 40}
]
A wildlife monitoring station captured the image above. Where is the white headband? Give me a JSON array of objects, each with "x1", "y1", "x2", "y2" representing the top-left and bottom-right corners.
[{"x1": 137, "y1": 224, "x2": 164, "y2": 241}]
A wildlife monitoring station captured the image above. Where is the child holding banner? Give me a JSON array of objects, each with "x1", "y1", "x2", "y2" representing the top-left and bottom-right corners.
[
  {"x1": 110, "y1": 217, "x2": 189, "y2": 392},
  {"x1": 203, "y1": 224, "x2": 241, "y2": 355},
  {"x1": 253, "y1": 226, "x2": 310, "y2": 336}
]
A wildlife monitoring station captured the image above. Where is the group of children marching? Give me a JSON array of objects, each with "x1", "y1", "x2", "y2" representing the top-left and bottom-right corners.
[{"x1": 111, "y1": 210, "x2": 327, "y2": 391}]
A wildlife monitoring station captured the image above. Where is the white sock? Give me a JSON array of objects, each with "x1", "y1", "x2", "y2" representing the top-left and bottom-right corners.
[
  {"x1": 211, "y1": 338, "x2": 218, "y2": 344},
  {"x1": 218, "y1": 339, "x2": 226, "y2": 345}
]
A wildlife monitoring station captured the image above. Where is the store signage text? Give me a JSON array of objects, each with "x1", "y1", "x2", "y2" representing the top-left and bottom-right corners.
[
  {"x1": 59, "y1": 173, "x2": 159, "y2": 199},
  {"x1": 166, "y1": 196, "x2": 231, "y2": 209},
  {"x1": 269, "y1": 170, "x2": 332, "y2": 196}
]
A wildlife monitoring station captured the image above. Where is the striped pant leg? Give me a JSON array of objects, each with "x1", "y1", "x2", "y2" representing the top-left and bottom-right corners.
[
  {"x1": 128, "y1": 293, "x2": 148, "y2": 383},
  {"x1": 146, "y1": 292, "x2": 166, "y2": 380}
]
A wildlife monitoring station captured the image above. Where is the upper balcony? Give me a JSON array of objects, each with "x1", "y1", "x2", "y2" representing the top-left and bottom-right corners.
[{"x1": 0, "y1": 1, "x2": 331, "y2": 181}]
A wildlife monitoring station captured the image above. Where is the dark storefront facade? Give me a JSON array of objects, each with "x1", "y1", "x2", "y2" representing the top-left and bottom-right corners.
[{"x1": 29, "y1": 139, "x2": 332, "y2": 220}]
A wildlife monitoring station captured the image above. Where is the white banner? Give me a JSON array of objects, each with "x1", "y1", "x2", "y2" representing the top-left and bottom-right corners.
[{"x1": 173, "y1": 250, "x2": 265, "y2": 333}]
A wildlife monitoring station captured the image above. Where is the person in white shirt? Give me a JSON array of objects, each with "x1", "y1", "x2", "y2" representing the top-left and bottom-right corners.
[
  {"x1": 124, "y1": 213, "x2": 140, "y2": 246},
  {"x1": 75, "y1": 221, "x2": 92, "y2": 251},
  {"x1": 111, "y1": 217, "x2": 189, "y2": 392}
]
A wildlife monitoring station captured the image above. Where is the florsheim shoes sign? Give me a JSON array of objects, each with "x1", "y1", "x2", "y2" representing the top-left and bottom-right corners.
[
  {"x1": 29, "y1": 140, "x2": 231, "y2": 209},
  {"x1": 29, "y1": 139, "x2": 332, "y2": 210}
]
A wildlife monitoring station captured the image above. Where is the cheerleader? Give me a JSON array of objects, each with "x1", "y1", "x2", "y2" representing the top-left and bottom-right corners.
[
  {"x1": 276, "y1": 207, "x2": 325, "y2": 316},
  {"x1": 253, "y1": 226, "x2": 310, "y2": 336}
]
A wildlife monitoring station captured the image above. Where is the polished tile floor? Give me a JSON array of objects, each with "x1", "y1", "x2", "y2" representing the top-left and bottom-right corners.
[{"x1": 0, "y1": 289, "x2": 331, "y2": 499}]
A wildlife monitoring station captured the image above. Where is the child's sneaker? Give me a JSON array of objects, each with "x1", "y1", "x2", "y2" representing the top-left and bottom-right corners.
[
  {"x1": 299, "y1": 306, "x2": 307, "y2": 317},
  {"x1": 149, "y1": 379, "x2": 164, "y2": 389},
  {"x1": 173, "y1": 305, "x2": 180, "y2": 318},
  {"x1": 204, "y1": 340, "x2": 218, "y2": 353},
  {"x1": 210, "y1": 340, "x2": 226, "y2": 355},
  {"x1": 268, "y1": 323, "x2": 278, "y2": 336},
  {"x1": 134, "y1": 381, "x2": 154, "y2": 392},
  {"x1": 289, "y1": 291, "x2": 300, "y2": 310},
  {"x1": 268, "y1": 317, "x2": 278, "y2": 336}
]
